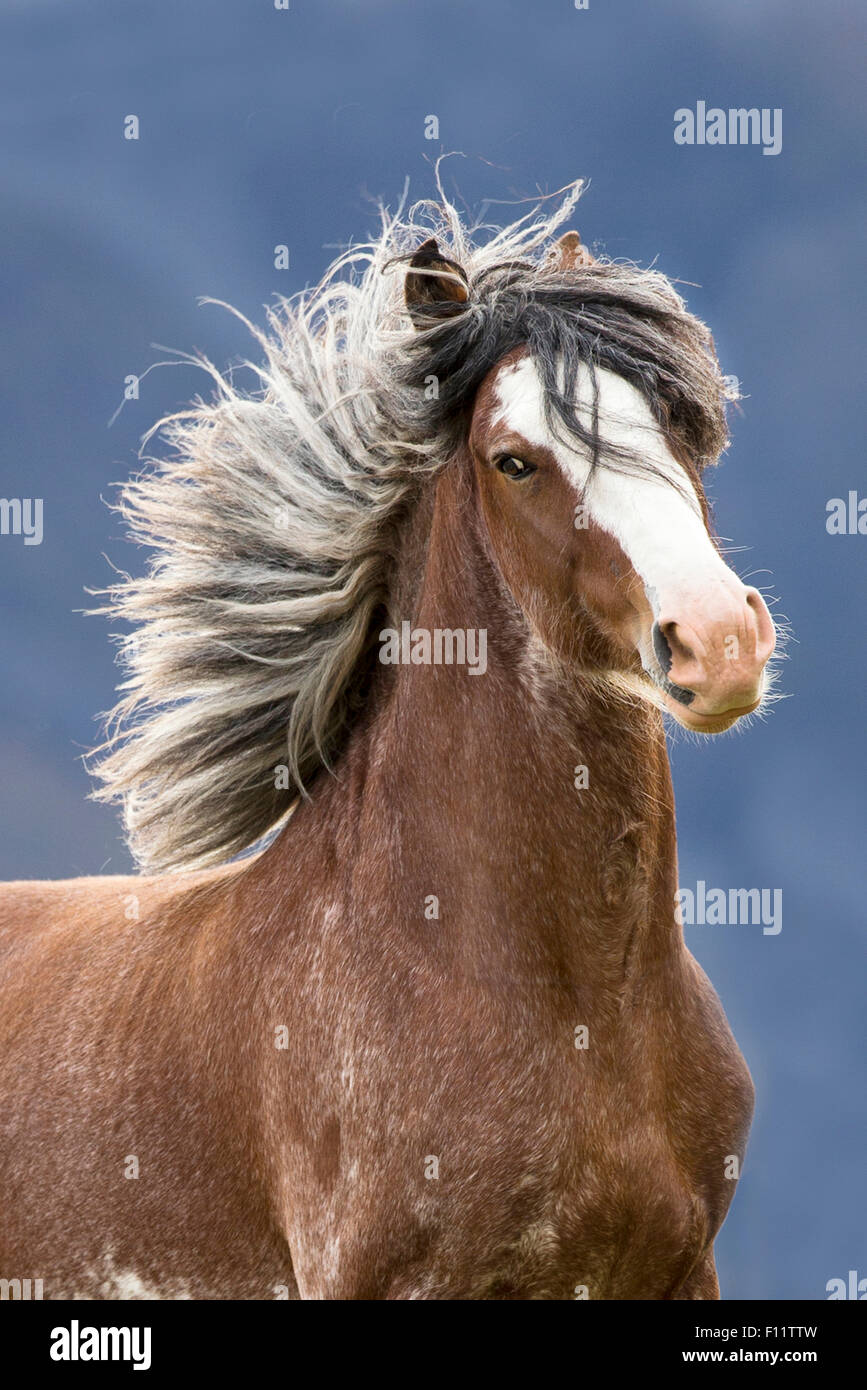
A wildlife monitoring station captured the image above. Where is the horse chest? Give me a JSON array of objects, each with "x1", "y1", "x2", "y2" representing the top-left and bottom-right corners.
[
  {"x1": 287, "y1": 990, "x2": 729, "y2": 1300},
  {"x1": 292, "y1": 1105, "x2": 710, "y2": 1299}
]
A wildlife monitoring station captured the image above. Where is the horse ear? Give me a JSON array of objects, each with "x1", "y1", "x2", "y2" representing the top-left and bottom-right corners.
[
  {"x1": 404, "y1": 237, "x2": 471, "y2": 327},
  {"x1": 549, "y1": 230, "x2": 597, "y2": 271}
]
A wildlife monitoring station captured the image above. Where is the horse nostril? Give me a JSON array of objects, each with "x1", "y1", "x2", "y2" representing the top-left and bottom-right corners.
[
  {"x1": 651, "y1": 621, "x2": 696, "y2": 707},
  {"x1": 652, "y1": 621, "x2": 672, "y2": 675}
]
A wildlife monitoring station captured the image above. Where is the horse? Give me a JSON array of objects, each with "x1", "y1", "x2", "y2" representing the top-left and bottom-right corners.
[{"x1": 0, "y1": 184, "x2": 778, "y2": 1300}]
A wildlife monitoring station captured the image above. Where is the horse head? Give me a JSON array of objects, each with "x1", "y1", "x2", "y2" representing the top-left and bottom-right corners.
[{"x1": 404, "y1": 231, "x2": 776, "y2": 735}]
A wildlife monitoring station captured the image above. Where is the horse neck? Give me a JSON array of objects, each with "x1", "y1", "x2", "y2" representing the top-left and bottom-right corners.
[{"x1": 315, "y1": 460, "x2": 679, "y2": 984}]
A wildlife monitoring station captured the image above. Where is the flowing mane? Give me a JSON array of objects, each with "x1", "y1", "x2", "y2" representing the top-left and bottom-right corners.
[{"x1": 92, "y1": 179, "x2": 731, "y2": 873}]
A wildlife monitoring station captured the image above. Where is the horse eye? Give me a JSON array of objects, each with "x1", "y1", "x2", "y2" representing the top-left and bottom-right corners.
[{"x1": 496, "y1": 455, "x2": 536, "y2": 479}]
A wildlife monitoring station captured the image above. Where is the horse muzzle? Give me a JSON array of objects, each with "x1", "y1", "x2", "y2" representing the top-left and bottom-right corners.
[{"x1": 649, "y1": 584, "x2": 776, "y2": 734}]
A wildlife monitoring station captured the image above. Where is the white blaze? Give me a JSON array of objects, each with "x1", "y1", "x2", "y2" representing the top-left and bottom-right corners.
[{"x1": 492, "y1": 356, "x2": 736, "y2": 657}]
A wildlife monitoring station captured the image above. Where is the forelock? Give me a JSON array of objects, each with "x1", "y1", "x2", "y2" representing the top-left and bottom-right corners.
[{"x1": 394, "y1": 259, "x2": 730, "y2": 475}]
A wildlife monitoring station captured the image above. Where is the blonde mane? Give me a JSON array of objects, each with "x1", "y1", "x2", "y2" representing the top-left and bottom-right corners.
[{"x1": 93, "y1": 178, "x2": 731, "y2": 873}]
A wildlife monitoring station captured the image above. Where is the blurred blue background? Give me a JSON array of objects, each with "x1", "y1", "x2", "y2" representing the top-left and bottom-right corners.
[{"x1": 1, "y1": 0, "x2": 864, "y2": 1299}]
